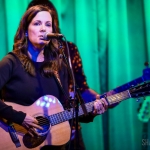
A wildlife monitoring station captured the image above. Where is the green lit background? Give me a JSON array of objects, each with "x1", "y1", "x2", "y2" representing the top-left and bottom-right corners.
[{"x1": 0, "y1": 0, "x2": 150, "y2": 150}]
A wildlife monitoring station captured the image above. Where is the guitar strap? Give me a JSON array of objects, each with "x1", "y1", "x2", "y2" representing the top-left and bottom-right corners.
[
  {"x1": 53, "y1": 71, "x2": 70, "y2": 108},
  {"x1": 1, "y1": 98, "x2": 21, "y2": 147},
  {"x1": 7, "y1": 122, "x2": 21, "y2": 148}
]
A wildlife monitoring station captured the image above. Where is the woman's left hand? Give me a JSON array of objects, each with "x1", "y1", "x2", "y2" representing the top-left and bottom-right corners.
[{"x1": 93, "y1": 95, "x2": 108, "y2": 115}]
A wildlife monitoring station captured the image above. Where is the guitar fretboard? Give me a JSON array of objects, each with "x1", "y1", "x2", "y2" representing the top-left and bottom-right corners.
[{"x1": 49, "y1": 90, "x2": 131, "y2": 126}]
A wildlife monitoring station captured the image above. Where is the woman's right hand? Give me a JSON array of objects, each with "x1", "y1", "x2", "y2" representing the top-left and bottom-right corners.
[{"x1": 22, "y1": 114, "x2": 43, "y2": 137}]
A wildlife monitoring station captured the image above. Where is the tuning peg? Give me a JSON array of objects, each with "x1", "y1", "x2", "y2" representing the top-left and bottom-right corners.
[
  {"x1": 136, "y1": 98, "x2": 140, "y2": 102},
  {"x1": 130, "y1": 85, "x2": 136, "y2": 89},
  {"x1": 136, "y1": 97, "x2": 146, "y2": 102}
]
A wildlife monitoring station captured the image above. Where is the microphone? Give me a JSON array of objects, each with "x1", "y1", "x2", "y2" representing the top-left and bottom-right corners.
[{"x1": 43, "y1": 32, "x2": 63, "y2": 40}]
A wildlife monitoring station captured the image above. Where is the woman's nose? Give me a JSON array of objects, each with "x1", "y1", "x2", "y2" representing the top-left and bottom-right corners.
[{"x1": 40, "y1": 25, "x2": 46, "y2": 31}]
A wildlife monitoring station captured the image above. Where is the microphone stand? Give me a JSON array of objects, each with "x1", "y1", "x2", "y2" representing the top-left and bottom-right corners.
[{"x1": 59, "y1": 36, "x2": 88, "y2": 150}]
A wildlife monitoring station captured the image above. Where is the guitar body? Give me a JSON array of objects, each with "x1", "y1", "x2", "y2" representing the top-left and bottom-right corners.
[
  {"x1": 0, "y1": 95, "x2": 71, "y2": 150},
  {"x1": 0, "y1": 82, "x2": 149, "y2": 150}
]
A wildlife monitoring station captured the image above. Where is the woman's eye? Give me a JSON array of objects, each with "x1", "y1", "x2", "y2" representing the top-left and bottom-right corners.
[
  {"x1": 46, "y1": 24, "x2": 51, "y2": 27},
  {"x1": 34, "y1": 22, "x2": 40, "y2": 26}
]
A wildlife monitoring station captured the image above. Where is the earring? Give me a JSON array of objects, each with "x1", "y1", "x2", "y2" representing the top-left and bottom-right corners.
[{"x1": 25, "y1": 32, "x2": 28, "y2": 48}]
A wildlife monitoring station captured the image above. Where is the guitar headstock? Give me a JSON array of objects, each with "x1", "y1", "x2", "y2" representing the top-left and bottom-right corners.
[
  {"x1": 136, "y1": 64, "x2": 150, "y2": 122},
  {"x1": 129, "y1": 82, "x2": 150, "y2": 98}
]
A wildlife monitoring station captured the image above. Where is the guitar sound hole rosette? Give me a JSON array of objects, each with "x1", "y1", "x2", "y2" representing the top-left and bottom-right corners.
[{"x1": 34, "y1": 114, "x2": 51, "y2": 136}]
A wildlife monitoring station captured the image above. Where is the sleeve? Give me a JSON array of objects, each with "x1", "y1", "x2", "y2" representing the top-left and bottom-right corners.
[
  {"x1": 0, "y1": 100, "x2": 26, "y2": 124},
  {"x1": 78, "y1": 113, "x2": 95, "y2": 123},
  {"x1": 0, "y1": 54, "x2": 26, "y2": 124},
  {"x1": 0, "y1": 55, "x2": 13, "y2": 89}
]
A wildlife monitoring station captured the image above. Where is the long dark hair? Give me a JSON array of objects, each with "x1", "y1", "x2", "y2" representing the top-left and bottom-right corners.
[
  {"x1": 13, "y1": 5, "x2": 61, "y2": 77},
  {"x1": 27, "y1": 0, "x2": 60, "y2": 33}
]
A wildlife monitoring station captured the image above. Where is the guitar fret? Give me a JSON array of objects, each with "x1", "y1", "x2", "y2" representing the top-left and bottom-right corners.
[
  {"x1": 49, "y1": 115, "x2": 53, "y2": 125},
  {"x1": 89, "y1": 102, "x2": 93, "y2": 112},
  {"x1": 86, "y1": 103, "x2": 91, "y2": 112},
  {"x1": 59, "y1": 112, "x2": 63, "y2": 122},
  {"x1": 50, "y1": 114, "x2": 56, "y2": 126},
  {"x1": 54, "y1": 114, "x2": 59, "y2": 125},
  {"x1": 60, "y1": 113, "x2": 64, "y2": 122},
  {"x1": 85, "y1": 102, "x2": 93, "y2": 113},
  {"x1": 56, "y1": 113, "x2": 62, "y2": 124},
  {"x1": 63, "y1": 110, "x2": 68, "y2": 121},
  {"x1": 51, "y1": 110, "x2": 68, "y2": 125},
  {"x1": 53, "y1": 115, "x2": 58, "y2": 125},
  {"x1": 54, "y1": 116, "x2": 57, "y2": 125},
  {"x1": 79, "y1": 106, "x2": 84, "y2": 116},
  {"x1": 60, "y1": 112, "x2": 65, "y2": 122},
  {"x1": 108, "y1": 91, "x2": 130, "y2": 105},
  {"x1": 66, "y1": 110, "x2": 72, "y2": 120}
]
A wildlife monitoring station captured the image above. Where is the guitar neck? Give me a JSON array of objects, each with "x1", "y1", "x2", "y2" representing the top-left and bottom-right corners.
[
  {"x1": 49, "y1": 90, "x2": 131, "y2": 126},
  {"x1": 49, "y1": 78, "x2": 150, "y2": 126},
  {"x1": 84, "y1": 90, "x2": 131, "y2": 110}
]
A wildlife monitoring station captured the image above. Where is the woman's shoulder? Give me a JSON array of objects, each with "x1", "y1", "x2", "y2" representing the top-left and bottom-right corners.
[{"x1": 0, "y1": 52, "x2": 21, "y2": 66}]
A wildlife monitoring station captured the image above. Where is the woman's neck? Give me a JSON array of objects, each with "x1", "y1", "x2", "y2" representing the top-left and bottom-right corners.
[{"x1": 28, "y1": 43, "x2": 44, "y2": 62}]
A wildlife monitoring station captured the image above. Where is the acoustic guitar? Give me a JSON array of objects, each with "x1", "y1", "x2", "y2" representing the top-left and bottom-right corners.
[{"x1": 0, "y1": 82, "x2": 149, "y2": 150}]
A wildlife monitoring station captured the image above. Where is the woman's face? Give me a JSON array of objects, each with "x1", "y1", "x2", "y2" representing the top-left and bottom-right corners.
[{"x1": 28, "y1": 11, "x2": 52, "y2": 49}]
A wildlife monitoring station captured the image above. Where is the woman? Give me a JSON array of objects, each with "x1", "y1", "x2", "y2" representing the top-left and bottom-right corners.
[
  {"x1": 0, "y1": 5, "x2": 107, "y2": 150},
  {"x1": 27, "y1": 1, "x2": 110, "y2": 150}
]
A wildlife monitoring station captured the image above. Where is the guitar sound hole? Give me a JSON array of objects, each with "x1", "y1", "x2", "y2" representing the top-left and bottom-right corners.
[
  {"x1": 23, "y1": 116, "x2": 50, "y2": 148},
  {"x1": 35, "y1": 116, "x2": 50, "y2": 136},
  {"x1": 23, "y1": 134, "x2": 47, "y2": 148}
]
